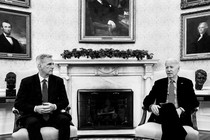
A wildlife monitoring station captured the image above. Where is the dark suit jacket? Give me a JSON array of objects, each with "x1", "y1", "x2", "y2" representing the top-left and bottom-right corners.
[
  {"x1": 189, "y1": 33, "x2": 210, "y2": 54},
  {"x1": 0, "y1": 34, "x2": 22, "y2": 53},
  {"x1": 14, "y1": 74, "x2": 69, "y2": 117},
  {"x1": 88, "y1": 0, "x2": 119, "y2": 24},
  {"x1": 143, "y1": 77, "x2": 199, "y2": 127}
]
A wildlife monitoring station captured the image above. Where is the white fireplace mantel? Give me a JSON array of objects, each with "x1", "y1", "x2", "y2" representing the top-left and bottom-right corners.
[
  {"x1": 54, "y1": 59, "x2": 158, "y2": 78},
  {"x1": 53, "y1": 59, "x2": 159, "y2": 135}
]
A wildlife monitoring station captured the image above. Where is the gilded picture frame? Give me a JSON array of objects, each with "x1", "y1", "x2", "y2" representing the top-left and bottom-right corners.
[
  {"x1": 0, "y1": 8, "x2": 31, "y2": 60},
  {"x1": 0, "y1": 0, "x2": 30, "y2": 8},
  {"x1": 181, "y1": 0, "x2": 210, "y2": 9},
  {"x1": 79, "y1": 0, "x2": 135, "y2": 43},
  {"x1": 181, "y1": 9, "x2": 210, "y2": 61}
]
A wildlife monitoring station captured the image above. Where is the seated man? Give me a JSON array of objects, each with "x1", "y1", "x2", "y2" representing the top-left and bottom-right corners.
[
  {"x1": 143, "y1": 58, "x2": 199, "y2": 140},
  {"x1": 14, "y1": 54, "x2": 72, "y2": 140}
]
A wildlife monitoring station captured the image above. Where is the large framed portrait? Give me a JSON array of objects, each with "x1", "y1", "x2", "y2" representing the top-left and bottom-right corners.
[
  {"x1": 181, "y1": 9, "x2": 210, "y2": 61},
  {"x1": 0, "y1": 8, "x2": 31, "y2": 60},
  {"x1": 181, "y1": 0, "x2": 210, "y2": 9},
  {"x1": 0, "y1": 0, "x2": 30, "y2": 8},
  {"x1": 79, "y1": 0, "x2": 135, "y2": 43}
]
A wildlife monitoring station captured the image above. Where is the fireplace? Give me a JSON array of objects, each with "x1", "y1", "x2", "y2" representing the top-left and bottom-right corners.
[
  {"x1": 77, "y1": 89, "x2": 133, "y2": 130},
  {"x1": 54, "y1": 59, "x2": 158, "y2": 135}
]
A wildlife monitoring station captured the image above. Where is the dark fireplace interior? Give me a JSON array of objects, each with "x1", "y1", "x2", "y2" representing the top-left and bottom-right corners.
[{"x1": 77, "y1": 89, "x2": 133, "y2": 130}]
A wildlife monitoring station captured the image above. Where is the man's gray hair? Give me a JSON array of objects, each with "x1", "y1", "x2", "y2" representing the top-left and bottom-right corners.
[
  {"x1": 36, "y1": 54, "x2": 52, "y2": 65},
  {"x1": 165, "y1": 58, "x2": 180, "y2": 67}
]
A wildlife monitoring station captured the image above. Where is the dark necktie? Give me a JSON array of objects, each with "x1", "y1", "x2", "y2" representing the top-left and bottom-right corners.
[
  {"x1": 42, "y1": 79, "x2": 48, "y2": 102},
  {"x1": 42, "y1": 79, "x2": 49, "y2": 121},
  {"x1": 168, "y1": 80, "x2": 175, "y2": 104}
]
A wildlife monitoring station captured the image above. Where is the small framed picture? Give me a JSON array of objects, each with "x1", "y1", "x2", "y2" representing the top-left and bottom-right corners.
[
  {"x1": 0, "y1": 8, "x2": 31, "y2": 60},
  {"x1": 79, "y1": 0, "x2": 135, "y2": 43},
  {"x1": 0, "y1": 0, "x2": 30, "y2": 8},
  {"x1": 181, "y1": 9, "x2": 210, "y2": 60},
  {"x1": 181, "y1": 0, "x2": 210, "y2": 9}
]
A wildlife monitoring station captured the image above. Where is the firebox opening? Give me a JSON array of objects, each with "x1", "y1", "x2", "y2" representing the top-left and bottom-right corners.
[{"x1": 77, "y1": 89, "x2": 133, "y2": 130}]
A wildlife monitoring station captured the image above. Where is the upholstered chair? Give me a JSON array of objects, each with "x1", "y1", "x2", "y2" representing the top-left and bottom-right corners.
[
  {"x1": 12, "y1": 107, "x2": 77, "y2": 140},
  {"x1": 135, "y1": 69, "x2": 199, "y2": 140}
]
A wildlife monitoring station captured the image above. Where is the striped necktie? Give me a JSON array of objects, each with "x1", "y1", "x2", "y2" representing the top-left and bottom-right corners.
[
  {"x1": 42, "y1": 79, "x2": 48, "y2": 102},
  {"x1": 42, "y1": 79, "x2": 50, "y2": 121},
  {"x1": 168, "y1": 80, "x2": 175, "y2": 104}
]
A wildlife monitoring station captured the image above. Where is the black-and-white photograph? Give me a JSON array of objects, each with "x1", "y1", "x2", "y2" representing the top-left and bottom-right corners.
[{"x1": 0, "y1": 1, "x2": 210, "y2": 140}]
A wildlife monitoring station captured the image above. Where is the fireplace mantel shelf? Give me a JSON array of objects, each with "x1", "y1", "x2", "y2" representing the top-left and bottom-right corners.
[{"x1": 54, "y1": 59, "x2": 159, "y2": 65}]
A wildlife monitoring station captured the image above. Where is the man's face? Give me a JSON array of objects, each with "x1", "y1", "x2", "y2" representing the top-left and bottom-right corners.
[
  {"x1": 39, "y1": 57, "x2": 54, "y2": 77},
  {"x1": 165, "y1": 61, "x2": 180, "y2": 79},
  {"x1": 198, "y1": 23, "x2": 207, "y2": 34},
  {"x1": 1, "y1": 22, "x2": 12, "y2": 35}
]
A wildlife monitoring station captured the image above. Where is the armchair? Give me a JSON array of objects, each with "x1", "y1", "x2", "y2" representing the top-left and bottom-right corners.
[
  {"x1": 135, "y1": 69, "x2": 199, "y2": 140},
  {"x1": 135, "y1": 106, "x2": 199, "y2": 140},
  {"x1": 12, "y1": 106, "x2": 77, "y2": 140}
]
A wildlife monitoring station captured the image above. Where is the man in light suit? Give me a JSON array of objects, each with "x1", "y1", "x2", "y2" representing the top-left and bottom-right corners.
[
  {"x1": 143, "y1": 58, "x2": 199, "y2": 140},
  {"x1": 0, "y1": 20, "x2": 22, "y2": 53},
  {"x1": 14, "y1": 54, "x2": 71, "y2": 140}
]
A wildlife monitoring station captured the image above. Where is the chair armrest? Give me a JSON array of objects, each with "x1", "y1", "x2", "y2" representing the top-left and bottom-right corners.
[
  {"x1": 191, "y1": 107, "x2": 199, "y2": 130},
  {"x1": 138, "y1": 106, "x2": 147, "y2": 126},
  {"x1": 12, "y1": 107, "x2": 20, "y2": 115},
  {"x1": 12, "y1": 106, "x2": 74, "y2": 132}
]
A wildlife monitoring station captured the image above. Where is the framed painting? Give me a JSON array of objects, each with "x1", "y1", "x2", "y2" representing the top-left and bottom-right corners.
[
  {"x1": 181, "y1": 9, "x2": 210, "y2": 61},
  {"x1": 0, "y1": 0, "x2": 30, "y2": 8},
  {"x1": 181, "y1": 0, "x2": 210, "y2": 9},
  {"x1": 79, "y1": 0, "x2": 135, "y2": 42},
  {"x1": 0, "y1": 8, "x2": 31, "y2": 60}
]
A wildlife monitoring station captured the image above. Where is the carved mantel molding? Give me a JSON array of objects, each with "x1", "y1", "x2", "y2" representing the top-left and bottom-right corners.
[{"x1": 54, "y1": 59, "x2": 159, "y2": 78}]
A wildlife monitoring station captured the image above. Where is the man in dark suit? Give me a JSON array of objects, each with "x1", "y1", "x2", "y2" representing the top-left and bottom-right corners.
[
  {"x1": 143, "y1": 58, "x2": 199, "y2": 140},
  {"x1": 188, "y1": 22, "x2": 210, "y2": 54},
  {"x1": 0, "y1": 20, "x2": 22, "y2": 53},
  {"x1": 14, "y1": 54, "x2": 71, "y2": 140}
]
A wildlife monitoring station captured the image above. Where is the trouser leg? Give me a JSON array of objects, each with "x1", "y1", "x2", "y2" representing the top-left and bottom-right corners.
[
  {"x1": 24, "y1": 116, "x2": 43, "y2": 140},
  {"x1": 52, "y1": 113, "x2": 71, "y2": 140},
  {"x1": 160, "y1": 103, "x2": 187, "y2": 140}
]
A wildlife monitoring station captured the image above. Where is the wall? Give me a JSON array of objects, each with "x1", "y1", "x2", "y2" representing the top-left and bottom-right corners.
[
  {"x1": 0, "y1": 0, "x2": 210, "y2": 133},
  {"x1": 0, "y1": 1, "x2": 210, "y2": 88},
  {"x1": 0, "y1": 0, "x2": 210, "y2": 89}
]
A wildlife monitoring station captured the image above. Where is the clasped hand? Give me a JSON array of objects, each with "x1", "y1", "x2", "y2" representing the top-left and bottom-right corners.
[
  {"x1": 150, "y1": 104, "x2": 182, "y2": 117},
  {"x1": 35, "y1": 102, "x2": 55, "y2": 114}
]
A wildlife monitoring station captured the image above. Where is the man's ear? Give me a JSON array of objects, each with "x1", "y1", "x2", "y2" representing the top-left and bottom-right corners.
[
  {"x1": 37, "y1": 64, "x2": 41, "y2": 69},
  {"x1": 177, "y1": 66, "x2": 180, "y2": 72}
]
